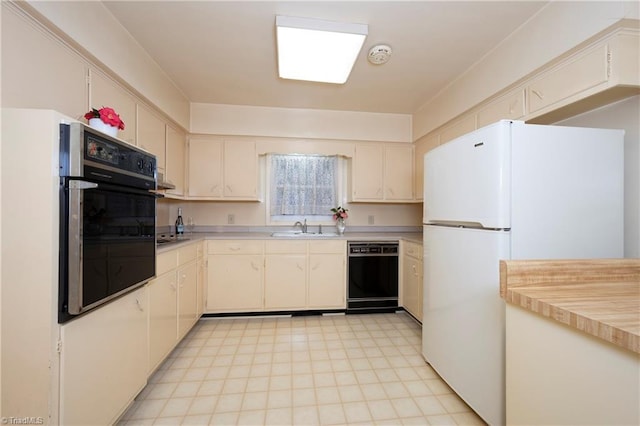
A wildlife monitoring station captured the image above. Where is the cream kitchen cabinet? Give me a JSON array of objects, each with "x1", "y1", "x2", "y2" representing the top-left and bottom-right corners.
[
  {"x1": 89, "y1": 69, "x2": 137, "y2": 146},
  {"x1": 476, "y1": 88, "x2": 526, "y2": 128},
  {"x1": 177, "y1": 244, "x2": 198, "y2": 339},
  {"x1": 165, "y1": 124, "x2": 186, "y2": 197},
  {"x1": 60, "y1": 286, "x2": 148, "y2": 426},
  {"x1": 1, "y1": 5, "x2": 87, "y2": 121},
  {"x1": 527, "y1": 43, "x2": 609, "y2": 116},
  {"x1": 308, "y1": 240, "x2": 347, "y2": 309},
  {"x1": 413, "y1": 134, "x2": 439, "y2": 202},
  {"x1": 148, "y1": 242, "x2": 200, "y2": 374},
  {"x1": 188, "y1": 137, "x2": 259, "y2": 200},
  {"x1": 401, "y1": 240, "x2": 423, "y2": 321},
  {"x1": 137, "y1": 104, "x2": 166, "y2": 173},
  {"x1": 223, "y1": 139, "x2": 259, "y2": 199},
  {"x1": 351, "y1": 143, "x2": 414, "y2": 202},
  {"x1": 207, "y1": 240, "x2": 265, "y2": 312},
  {"x1": 264, "y1": 241, "x2": 307, "y2": 310},
  {"x1": 196, "y1": 242, "x2": 207, "y2": 318},
  {"x1": 188, "y1": 137, "x2": 223, "y2": 198}
]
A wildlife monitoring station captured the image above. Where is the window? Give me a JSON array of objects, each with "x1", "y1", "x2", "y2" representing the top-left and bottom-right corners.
[{"x1": 269, "y1": 154, "x2": 339, "y2": 222}]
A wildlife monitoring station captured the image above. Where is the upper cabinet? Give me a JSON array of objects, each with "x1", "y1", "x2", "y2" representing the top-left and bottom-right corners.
[
  {"x1": 414, "y1": 134, "x2": 440, "y2": 202},
  {"x1": 165, "y1": 124, "x2": 186, "y2": 197},
  {"x1": 1, "y1": 6, "x2": 87, "y2": 120},
  {"x1": 137, "y1": 104, "x2": 166, "y2": 172},
  {"x1": 89, "y1": 69, "x2": 137, "y2": 146},
  {"x1": 351, "y1": 143, "x2": 415, "y2": 202},
  {"x1": 526, "y1": 44, "x2": 608, "y2": 116},
  {"x1": 187, "y1": 136, "x2": 259, "y2": 200}
]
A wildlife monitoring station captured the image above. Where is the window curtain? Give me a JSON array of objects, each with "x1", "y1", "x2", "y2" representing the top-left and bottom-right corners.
[{"x1": 270, "y1": 155, "x2": 337, "y2": 216}]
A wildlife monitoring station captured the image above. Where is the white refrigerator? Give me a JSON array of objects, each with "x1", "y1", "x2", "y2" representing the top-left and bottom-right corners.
[{"x1": 421, "y1": 120, "x2": 624, "y2": 425}]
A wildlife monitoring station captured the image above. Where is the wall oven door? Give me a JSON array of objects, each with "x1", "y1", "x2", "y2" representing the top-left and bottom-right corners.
[{"x1": 59, "y1": 123, "x2": 157, "y2": 323}]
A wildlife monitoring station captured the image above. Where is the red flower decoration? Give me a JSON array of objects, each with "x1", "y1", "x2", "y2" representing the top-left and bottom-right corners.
[{"x1": 84, "y1": 107, "x2": 125, "y2": 130}]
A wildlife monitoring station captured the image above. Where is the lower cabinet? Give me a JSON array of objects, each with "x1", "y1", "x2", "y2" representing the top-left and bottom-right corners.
[
  {"x1": 148, "y1": 271, "x2": 178, "y2": 374},
  {"x1": 178, "y1": 260, "x2": 198, "y2": 339},
  {"x1": 206, "y1": 239, "x2": 346, "y2": 313},
  {"x1": 59, "y1": 286, "x2": 148, "y2": 426},
  {"x1": 308, "y1": 241, "x2": 347, "y2": 309},
  {"x1": 207, "y1": 240, "x2": 264, "y2": 312},
  {"x1": 401, "y1": 240, "x2": 423, "y2": 321}
]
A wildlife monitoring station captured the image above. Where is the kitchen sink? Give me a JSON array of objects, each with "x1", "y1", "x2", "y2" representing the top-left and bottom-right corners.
[{"x1": 271, "y1": 231, "x2": 339, "y2": 237}]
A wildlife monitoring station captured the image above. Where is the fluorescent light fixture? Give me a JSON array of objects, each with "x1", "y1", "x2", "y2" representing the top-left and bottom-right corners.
[{"x1": 276, "y1": 15, "x2": 368, "y2": 84}]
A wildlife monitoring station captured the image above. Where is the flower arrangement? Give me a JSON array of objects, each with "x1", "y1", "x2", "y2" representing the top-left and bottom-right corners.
[
  {"x1": 84, "y1": 107, "x2": 125, "y2": 130},
  {"x1": 331, "y1": 206, "x2": 349, "y2": 221}
]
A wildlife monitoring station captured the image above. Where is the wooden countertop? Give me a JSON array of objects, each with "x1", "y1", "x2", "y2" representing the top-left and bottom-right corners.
[{"x1": 500, "y1": 259, "x2": 640, "y2": 354}]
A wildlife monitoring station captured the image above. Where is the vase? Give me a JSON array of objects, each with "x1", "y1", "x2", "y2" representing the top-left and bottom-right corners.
[
  {"x1": 336, "y1": 218, "x2": 346, "y2": 235},
  {"x1": 88, "y1": 118, "x2": 118, "y2": 138}
]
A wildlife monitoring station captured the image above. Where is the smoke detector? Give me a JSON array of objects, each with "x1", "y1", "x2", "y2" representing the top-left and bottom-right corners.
[{"x1": 367, "y1": 44, "x2": 392, "y2": 65}]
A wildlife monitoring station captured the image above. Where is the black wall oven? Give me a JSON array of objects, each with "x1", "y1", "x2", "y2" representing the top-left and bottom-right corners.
[{"x1": 58, "y1": 123, "x2": 157, "y2": 323}]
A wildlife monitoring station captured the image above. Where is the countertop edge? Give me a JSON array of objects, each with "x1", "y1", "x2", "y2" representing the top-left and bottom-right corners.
[{"x1": 500, "y1": 259, "x2": 640, "y2": 354}]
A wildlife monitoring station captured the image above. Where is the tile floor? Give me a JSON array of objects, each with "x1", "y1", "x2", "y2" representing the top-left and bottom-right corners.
[{"x1": 118, "y1": 312, "x2": 485, "y2": 425}]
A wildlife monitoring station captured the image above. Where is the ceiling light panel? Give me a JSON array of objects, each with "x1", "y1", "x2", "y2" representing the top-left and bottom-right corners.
[{"x1": 276, "y1": 15, "x2": 368, "y2": 84}]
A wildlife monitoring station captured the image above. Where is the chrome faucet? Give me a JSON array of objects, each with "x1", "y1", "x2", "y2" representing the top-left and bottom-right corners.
[{"x1": 293, "y1": 219, "x2": 308, "y2": 233}]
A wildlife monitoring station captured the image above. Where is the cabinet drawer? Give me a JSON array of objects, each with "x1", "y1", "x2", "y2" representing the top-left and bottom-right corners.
[
  {"x1": 309, "y1": 240, "x2": 346, "y2": 254},
  {"x1": 178, "y1": 243, "x2": 197, "y2": 265},
  {"x1": 157, "y1": 250, "x2": 178, "y2": 275},
  {"x1": 265, "y1": 240, "x2": 307, "y2": 254},
  {"x1": 527, "y1": 44, "x2": 608, "y2": 114},
  {"x1": 208, "y1": 240, "x2": 264, "y2": 255},
  {"x1": 403, "y1": 241, "x2": 423, "y2": 260}
]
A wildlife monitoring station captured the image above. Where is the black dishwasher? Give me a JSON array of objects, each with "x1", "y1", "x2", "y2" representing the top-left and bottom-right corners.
[{"x1": 347, "y1": 241, "x2": 399, "y2": 312}]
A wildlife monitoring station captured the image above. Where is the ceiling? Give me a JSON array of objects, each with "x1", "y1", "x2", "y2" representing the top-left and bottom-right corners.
[{"x1": 103, "y1": 1, "x2": 548, "y2": 115}]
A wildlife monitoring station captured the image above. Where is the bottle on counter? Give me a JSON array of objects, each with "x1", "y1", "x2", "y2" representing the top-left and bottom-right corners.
[{"x1": 175, "y1": 207, "x2": 184, "y2": 235}]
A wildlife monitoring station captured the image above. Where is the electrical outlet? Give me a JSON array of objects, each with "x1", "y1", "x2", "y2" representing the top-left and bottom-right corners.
[
  {"x1": 368, "y1": 215, "x2": 375, "y2": 225},
  {"x1": 227, "y1": 214, "x2": 235, "y2": 225}
]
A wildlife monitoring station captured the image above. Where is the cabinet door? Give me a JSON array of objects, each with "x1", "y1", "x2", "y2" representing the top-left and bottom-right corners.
[
  {"x1": 137, "y1": 104, "x2": 166, "y2": 172},
  {"x1": 385, "y1": 144, "x2": 414, "y2": 200},
  {"x1": 178, "y1": 261, "x2": 198, "y2": 339},
  {"x1": 264, "y1": 254, "x2": 307, "y2": 310},
  {"x1": 90, "y1": 69, "x2": 137, "y2": 146},
  {"x1": 1, "y1": 7, "x2": 87, "y2": 120},
  {"x1": 223, "y1": 139, "x2": 258, "y2": 199},
  {"x1": 196, "y1": 244, "x2": 206, "y2": 318},
  {"x1": 352, "y1": 144, "x2": 384, "y2": 200},
  {"x1": 402, "y1": 255, "x2": 423, "y2": 321},
  {"x1": 207, "y1": 255, "x2": 263, "y2": 312},
  {"x1": 148, "y1": 273, "x2": 178, "y2": 374},
  {"x1": 414, "y1": 134, "x2": 439, "y2": 202},
  {"x1": 308, "y1": 253, "x2": 346, "y2": 309},
  {"x1": 60, "y1": 287, "x2": 147, "y2": 426},
  {"x1": 165, "y1": 125, "x2": 185, "y2": 196},
  {"x1": 188, "y1": 137, "x2": 223, "y2": 198}
]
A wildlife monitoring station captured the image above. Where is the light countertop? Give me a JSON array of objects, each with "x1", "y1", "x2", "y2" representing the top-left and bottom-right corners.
[
  {"x1": 157, "y1": 231, "x2": 423, "y2": 252},
  {"x1": 500, "y1": 259, "x2": 640, "y2": 354}
]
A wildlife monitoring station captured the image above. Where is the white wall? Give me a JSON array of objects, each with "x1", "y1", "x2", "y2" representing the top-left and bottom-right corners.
[
  {"x1": 413, "y1": 1, "x2": 640, "y2": 140},
  {"x1": 556, "y1": 96, "x2": 640, "y2": 258},
  {"x1": 191, "y1": 103, "x2": 412, "y2": 143}
]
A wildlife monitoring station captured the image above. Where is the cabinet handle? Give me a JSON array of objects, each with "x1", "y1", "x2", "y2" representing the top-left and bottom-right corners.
[
  {"x1": 169, "y1": 282, "x2": 177, "y2": 291},
  {"x1": 531, "y1": 89, "x2": 544, "y2": 100},
  {"x1": 250, "y1": 262, "x2": 259, "y2": 271},
  {"x1": 296, "y1": 263, "x2": 304, "y2": 271},
  {"x1": 210, "y1": 184, "x2": 218, "y2": 193},
  {"x1": 388, "y1": 188, "x2": 395, "y2": 196},
  {"x1": 312, "y1": 263, "x2": 320, "y2": 271},
  {"x1": 226, "y1": 184, "x2": 233, "y2": 193},
  {"x1": 412, "y1": 265, "x2": 418, "y2": 276},
  {"x1": 229, "y1": 246, "x2": 241, "y2": 251},
  {"x1": 377, "y1": 188, "x2": 382, "y2": 195},
  {"x1": 135, "y1": 298, "x2": 144, "y2": 312}
]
